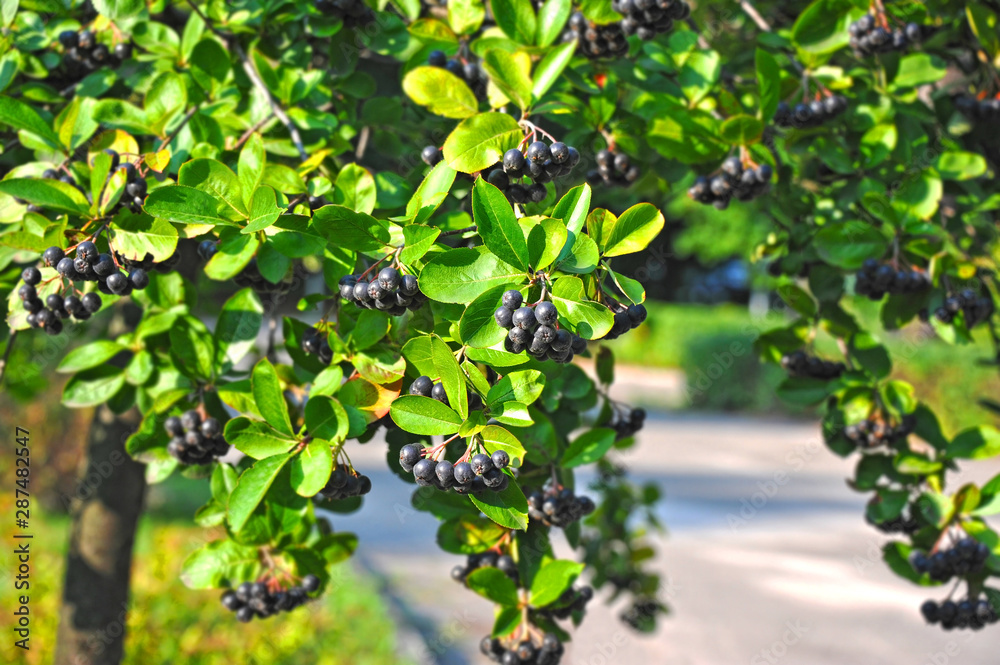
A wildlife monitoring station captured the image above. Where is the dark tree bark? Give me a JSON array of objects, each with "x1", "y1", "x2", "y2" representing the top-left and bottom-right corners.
[{"x1": 55, "y1": 406, "x2": 146, "y2": 665}]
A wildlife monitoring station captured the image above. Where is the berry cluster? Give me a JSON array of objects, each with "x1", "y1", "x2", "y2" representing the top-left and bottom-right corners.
[
  {"x1": 301, "y1": 327, "x2": 334, "y2": 365},
  {"x1": 780, "y1": 351, "x2": 846, "y2": 380},
  {"x1": 481, "y1": 632, "x2": 565, "y2": 665},
  {"x1": 339, "y1": 267, "x2": 426, "y2": 315},
  {"x1": 854, "y1": 259, "x2": 931, "y2": 300},
  {"x1": 687, "y1": 158, "x2": 773, "y2": 209},
  {"x1": 427, "y1": 50, "x2": 486, "y2": 95},
  {"x1": 865, "y1": 500, "x2": 919, "y2": 535},
  {"x1": 451, "y1": 551, "x2": 519, "y2": 585},
  {"x1": 611, "y1": 407, "x2": 646, "y2": 441},
  {"x1": 408, "y1": 375, "x2": 484, "y2": 411},
  {"x1": 586, "y1": 149, "x2": 640, "y2": 188},
  {"x1": 399, "y1": 444, "x2": 510, "y2": 495},
  {"x1": 164, "y1": 410, "x2": 229, "y2": 466},
  {"x1": 613, "y1": 0, "x2": 689, "y2": 39},
  {"x1": 774, "y1": 95, "x2": 848, "y2": 129},
  {"x1": 911, "y1": 538, "x2": 991, "y2": 583},
  {"x1": 934, "y1": 289, "x2": 994, "y2": 330},
  {"x1": 848, "y1": 15, "x2": 923, "y2": 56},
  {"x1": 314, "y1": 0, "x2": 375, "y2": 28},
  {"x1": 102, "y1": 151, "x2": 148, "y2": 214},
  {"x1": 487, "y1": 141, "x2": 581, "y2": 205},
  {"x1": 316, "y1": 466, "x2": 372, "y2": 501},
  {"x1": 220, "y1": 575, "x2": 320, "y2": 623},
  {"x1": 58, "y1": 30, "x2": 132, "y2": 76},
  {"x1": 954, "y1": 94, "x2": 1000, "y2": 122},
  {"x1": 541, "y1": 585, "x2": 594, "y2": 620},
  {"x1": 527, "y1": 486, "x2": 595, "y2": 528},
  {"x1": 564, "y1": 13, "x2": 629, "y2": 59},
  {"x1": 844, "y1": 415, "x2": 915, "y2": 448},
  {"x1": 494, "y1": 292, "x2": 587, "y2": 363},
  {"x1": 921, "y1": 595, "x2": 998, "y2": 631},
  {"x1": 599, "y1": 302, "x2": 647, "y2": 341}
]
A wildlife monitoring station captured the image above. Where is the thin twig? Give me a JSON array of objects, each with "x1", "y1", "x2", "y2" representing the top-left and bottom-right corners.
[
  {"x1": 740, "y1": 0, "x2": 772, "y2": 31},
  {"x1": 440, "y1": 225, "x2": 477, "y2": 237},
  {"x1": 355, "y1": 126, "x2": 370, "y2": 160},
  {"x1": 233, "y1": 113, "x2": 276, "y2": 151},
  {"x1": 184, "y1": 0, "x2": 307, "y2": 162},
  {"x1": 157, "y1": 107, "x2": 198, "y2": 152}
]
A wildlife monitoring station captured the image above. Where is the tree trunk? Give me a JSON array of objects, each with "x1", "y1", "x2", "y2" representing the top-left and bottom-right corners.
[{"x1": 55, "y1": 406, "x2": 146, "y2": 665}]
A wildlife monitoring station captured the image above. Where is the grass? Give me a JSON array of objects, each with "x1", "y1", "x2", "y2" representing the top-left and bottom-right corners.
[
  {"x1": 607, "y1": 300, "x2": 1000, "y2": 434},
  {"x1": 0, "y1": 486, "x2": 414, "y2": 665}
]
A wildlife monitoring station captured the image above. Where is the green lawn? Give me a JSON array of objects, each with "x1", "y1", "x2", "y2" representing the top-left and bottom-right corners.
[{"x1": 0, "y1": 499, "x2": 413, "y2": 665}]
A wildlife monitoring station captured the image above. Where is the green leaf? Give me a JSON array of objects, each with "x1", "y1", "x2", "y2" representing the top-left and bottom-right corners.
[
  {"x1": 390, "y1": 395, "x2": 463, "y2": 435},
  {"x1": 561, "y1": 427, "x2": 615, "y2": 467},
  {"x1": 490, "y1": 401, "x2": 533, "y2": 427},
  {"x1": 227, "y1": 453, "x2": 294, "y2": 532},
  {"x1": 0, "y1": 95, "x2": 61, "y2": 149},
  {"x1": 304, "y1": 395, "x2": 350, "y2": 442},
  {"x1": 486, "y1": 370, "x2": 544, "y2": 408},
  {"x1": 549, "y1": 276, "x2": 614, "y2": 339},
  {"x1": 312, "y1": 205, "x2": 391, "y2": 252},
  {"x1": 403, "y1": 66, "x2": 480, "y2": 119},
  {"x1": 62, "y1": 366, "x2": 127, "y2": 408},
  {"x1": 238, "y1": 133, "x2": 266, "y2": 210},
  {"x1": 224, "y1": 418, "x2": 296, "y2": 459},
  {"x1": 473, "y1": 178, "x2": 529, "y2": 269},
  {"x1": 491, "y1": 0, "x2": 536, "y2": 44},
  {"x1": 242, "y1": 186, "x2": 283, "y2": 233},
  {"x1": 950, "y1": 426, "x2": 1000, "y2": 460},
  {"x1": 533, "y1": 42, "x2": 576, "y2": 100},
  {"x1": 529, "y1": 559, "x2": 584, "y2": 607},
  {"x1": 813, "y1": 221, "x2": 889, "y2": 270},
  {"x1": 110, "y1": 213, "x2": 179, "y2": 263},
  {"x1": 400, "y1": 224, "x2": 441, "y2": 264},
  {"x1": 755, "y1": 48, "x2": 780, "y2": 121},
  {"x1": 420, "y1": 246, "x2": 525, "y2": 303},
  {"x1": 719, "y1": 115, "x2": 764, "y2": 145},
  {"x1": 144, "y1": 71, "x2": 188, "y2": 136},
  {"x1": 443, "y1": 112, "x2": 524, "y2": 173},
  {"x1": 178, "y1": 158, "x2": 247, "y2": 218},
  {"x1": 481, "y1": 425, "x2": 528, "y2": 466},
  {"x1": 466, "y1": 566, "x2": 520, "y2": 605},
  {"x1": 143, "y1": 185, "x2": 231, "y2": 226},
  {"x1": 290, "y1": 438, "x2": 334, "y2": 497},
  {"x1": 892, "y1": 54, "x2": 947, "y2": 89},
  {"x1": 437, "y1": 515, "x2": 506, "y2": 554},
  {"x1": 934, "y1": 151, "x2": 987, "y2": 181},
  {"x1": 351, "y1": 310, "x2": 390, "y2": 352},
  {"x1": 482, "y1": 49, "x2": 532, "y2": 110},
  {"x1": 525, "y1": 217, "x2": 567, "y2": 271},
  {"x1": 169, "y1": 316, "x2": 215, "y2": 381},
  {"x1": 333, "y1": 163, "x2": 378, "y2": 215},
  {"x1": 777, "y1": 284, "x2": 817, "y2": 318},
  {"x1": 535, "y1": 0, "x2": 572, "y2": 47},
  {"x1": 252, "y1": 358, "x2": 294, "y2": 436},
  {"x1": 470, "y1": 477, "x2": 529, "y2": 530},
  {"x1": 0, "y1": 178, "x2": 89, "y2": 215},
  {"x1": 214, "y1": 289, "x2": 263, "y2": 369},
  {"x1": 57, "y1": 341, "x2": 125, "y2": 373},
  {"x1": 460, "y1": 285, "x2": 514, "y2": 349},
  {"x1": 204, "y1": 231, "x2": 260, "y2": 280},
  {"x1": 431, "y1": 335, "x2": 468, "y2": 420},
  {"x1": 791, "y1": 0, "x2": 856, "y2": 54},
  {"x1": 448, "y1": 0, "x2": 486, "y2": 34},
  {"x1": 92, "y1": 0, "x2": 145, "y2": 19},
  {"x1": 602, "y1": 202, "x2": 664, "y2": 258},
  {"x1": 968, "y1": 4, "x2": 1000, "y2": 58},
  {"x1": 180, "y1": 540, "x2": 263, "y2": 589}
]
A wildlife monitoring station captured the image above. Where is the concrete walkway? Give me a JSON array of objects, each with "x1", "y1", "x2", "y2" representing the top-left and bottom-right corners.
[{"x1": 329, "y1": 407, "x2": 1000, "y2": 665}]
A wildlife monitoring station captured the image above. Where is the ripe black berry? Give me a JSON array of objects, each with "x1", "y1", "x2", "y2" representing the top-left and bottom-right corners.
[{"x1": 535, "y1": 301, "x2": 557, "y2": 326}]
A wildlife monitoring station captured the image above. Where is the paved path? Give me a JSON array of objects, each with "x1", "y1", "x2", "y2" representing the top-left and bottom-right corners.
[{"x1": 328, "y1": 409, "x2": 1000, "y2": 665}]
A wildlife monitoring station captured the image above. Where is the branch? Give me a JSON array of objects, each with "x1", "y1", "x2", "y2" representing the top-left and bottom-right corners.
[
  {"x1": 157, "y1": 106, "x2": 198, "y2": 152},
  {"x1": 232, "y1": 39, "x2": 309, "y2": 162},
  {"x1": 739, "y1": 0, "x2": 772, "y2": 32},
  {"x1": 233, "y1": 113, "x2": 276, "y2": 152},
  {"x1": 183, "y1": 0, "x2": 308, "y2": 162},
  {"x1": 440, "y1": 225, "x2": 477, "y2": 237}
]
